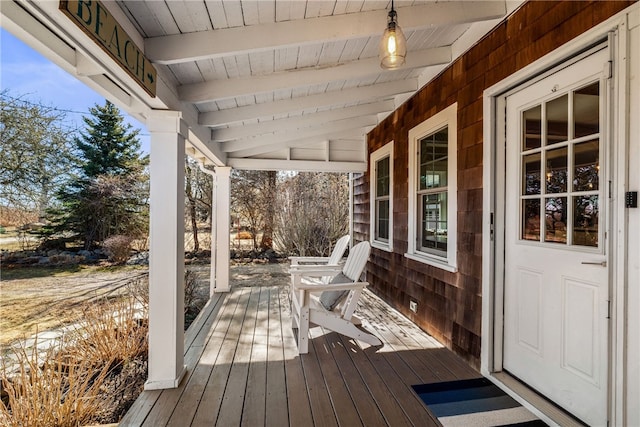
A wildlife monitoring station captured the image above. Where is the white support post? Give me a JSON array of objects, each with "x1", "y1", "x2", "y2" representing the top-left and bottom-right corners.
[
  {"x1": 145, "y1": 111, "x2": 188, "y2": 390},
  {"x1": 197, "y1": 163, "x2": 218, "y2": 299},
  {"x1": 214, "y1": 166, "x2": 231, "y2": 293}
]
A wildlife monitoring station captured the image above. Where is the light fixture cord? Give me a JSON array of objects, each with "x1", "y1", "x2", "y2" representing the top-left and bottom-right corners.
[{"x1": 389, "y1": 0, "x2": 397, "y2": 23}]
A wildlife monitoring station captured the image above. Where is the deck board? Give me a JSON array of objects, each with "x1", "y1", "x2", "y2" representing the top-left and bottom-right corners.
[
  {"x1": 264, "y1": 287, "x2": 289, "y2": 427},
  {"x1": 121, "y1": 283, "x2": 480, "y2": 426}
]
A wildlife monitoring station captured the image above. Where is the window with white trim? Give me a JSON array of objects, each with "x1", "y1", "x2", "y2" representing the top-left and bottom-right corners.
[
  {"x1": 407, "y1": 104, "x2": 457, "y2": 271},
  {"x1": 370, "y1": 142, "x2": 393, "y2": 251}
]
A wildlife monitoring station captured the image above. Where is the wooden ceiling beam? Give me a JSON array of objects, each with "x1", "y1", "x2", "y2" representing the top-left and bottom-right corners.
[
  {"x1": 199, "y1": 79, "x2": 417, "y2": 127},
  {"x1": 178, "y1": 47, "x2": 450, "y2": 103},
  {"x1": 212, "y1": 100, "x2": 394, "y2": 141},
  {"x1": 145, "y1": 2, "x2": 506, "y2": 64}
]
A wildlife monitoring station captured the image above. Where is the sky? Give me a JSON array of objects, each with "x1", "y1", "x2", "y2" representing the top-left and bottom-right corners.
[{"x1": 1, "y1": 28, "x2": 150, "y2": 153}]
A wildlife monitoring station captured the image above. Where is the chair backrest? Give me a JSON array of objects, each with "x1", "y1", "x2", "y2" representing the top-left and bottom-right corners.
[
  {"x1": 327, "y1": 235, "x2": 351, "y2": 266},
  {"x1": 342, "y1": 241, "x2": 371, "y2": 281}
]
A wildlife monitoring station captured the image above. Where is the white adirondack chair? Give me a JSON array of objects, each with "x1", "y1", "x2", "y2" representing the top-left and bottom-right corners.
[
  {"x1": 289, "y1": 234, "x2": 350, "y2": 285},
  {"x1": 290, "y1": 241, "x2": 382, "y2": 354}
]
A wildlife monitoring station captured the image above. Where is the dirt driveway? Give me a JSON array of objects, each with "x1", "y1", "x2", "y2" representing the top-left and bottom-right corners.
[
  {"x1": 0, "y1": 261, "x2": 290, "y2": 351},
  {"x1": 0, "y1": 266, "x2": 148, "y2": 349}
]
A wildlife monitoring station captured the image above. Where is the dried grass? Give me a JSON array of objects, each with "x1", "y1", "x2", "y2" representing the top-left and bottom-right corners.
[
  {"x1": 0, "y1": 294, "x2": 148, "y2": 425},
  {"x1": 0, "y1": 337, "x2": 111, "y2": 427},
  {"x1": 67, "y1": 296, "x2": 148, "y2": 365}
]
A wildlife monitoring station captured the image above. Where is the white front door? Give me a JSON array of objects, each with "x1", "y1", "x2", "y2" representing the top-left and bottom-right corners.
[{"x1": 503, "y1": 47, "x2": 610, "y2": 426}]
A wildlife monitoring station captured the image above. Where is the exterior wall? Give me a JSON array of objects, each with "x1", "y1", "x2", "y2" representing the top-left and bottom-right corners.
[{"x1": 354, "y1": 0, "x2": 636, "y2": 368}]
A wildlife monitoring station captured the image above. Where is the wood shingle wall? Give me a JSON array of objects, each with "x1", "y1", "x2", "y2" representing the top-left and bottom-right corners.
[{"x1": 354, "y1": 0, "x2": 635, "y2": 368}]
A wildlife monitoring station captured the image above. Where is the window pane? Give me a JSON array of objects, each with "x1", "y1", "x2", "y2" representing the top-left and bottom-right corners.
[
  {"x1": 420, "y1": 192, "x2": 447, "y2": 252},
  {"x1": 546, "y1": 147, "x2": 568, "y2": 193},
  {"x1": 573, "y1": 195, "x2": 598, "y2": 247},
  {"x1": 522, "y1": 199, "x2": 541, "y2": 241},
  {"x1": 523, "y1": 153, "x2": 541, "y2": 195},
  {"x1": 545, "y1": 197, "x2": 567, "y2": 243},
  {"x1": 574, "y1": 140, "x2": 599, "y2": 192},
  {"x1": 574, "y1": 82, "x2": 599, "y2": 138},
  {"x1": 419, "y1": 127, "x2": 448, "y2": 190},
  {"x1": 376, "y1": 200, "x2": 389, "y2": 241},
  {"x1": 376, "y1": 156, "x2": 390, "y2": 197},
  {"x1": 546, "y1": 94, "x2": 568, "y2": 145},
  {"x1": 523, "y1": 105, "x2": 542, "y2": 150}
]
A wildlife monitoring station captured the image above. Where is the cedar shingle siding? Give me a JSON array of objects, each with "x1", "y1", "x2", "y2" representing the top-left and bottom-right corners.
[{"x1": 355, "y1": 0, "x2": 635, "y2": 368}]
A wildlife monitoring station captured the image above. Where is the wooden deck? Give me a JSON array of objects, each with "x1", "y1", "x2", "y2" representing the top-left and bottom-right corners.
[{"x1": 120, "y1": 284, "x2": 479, "y2": 426}]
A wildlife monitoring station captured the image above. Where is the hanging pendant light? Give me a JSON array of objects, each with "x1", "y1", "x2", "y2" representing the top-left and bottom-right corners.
[{"x1": 379, "y1": 0, "x2": 407, "y2": 69}]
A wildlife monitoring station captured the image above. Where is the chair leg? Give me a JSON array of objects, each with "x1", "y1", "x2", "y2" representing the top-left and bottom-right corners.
[{"x1": 298, "y1": 306, "x2": 310, "y2": 354}]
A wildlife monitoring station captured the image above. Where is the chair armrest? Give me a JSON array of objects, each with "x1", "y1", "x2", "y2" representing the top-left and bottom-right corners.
[
  {"x1": 289, "y1": 256, "x2": 330, "y2": 265},
  {"x1": 294, "y1": 281, "x2": 369, "y2": 292},
  {"x1": 288, "y1": 265, "x2": 344, "y2": 276}
]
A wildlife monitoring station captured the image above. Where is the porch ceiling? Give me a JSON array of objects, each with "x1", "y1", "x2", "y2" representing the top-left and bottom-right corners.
[
  {"x1": 0, "y1": 0, "x2": 513, "y2": 172},
  {"x1": 116, "y1": 0, "x2": 511, "y2": 172}
]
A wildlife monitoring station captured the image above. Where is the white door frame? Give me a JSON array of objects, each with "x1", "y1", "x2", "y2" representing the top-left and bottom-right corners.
[{"x1": 481, "y1": 10, "x2": 632, "y2": 426}]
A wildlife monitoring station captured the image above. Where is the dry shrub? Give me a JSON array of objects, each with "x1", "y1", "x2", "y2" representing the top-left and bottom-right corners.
[
  {"x1": 0, "y1": 337, "x2": 111, "y2": 427},
  {"x1": 0, "y1": 293, "x2": 149, "y2": 426},
  {"x1": 68, "y1": 296, "x2": 148, "y2": 365},
  {"x1": 237, "y1": 231, "x2": 253, "y2": 240},
  {"x1": 184, "y1": 269, "x2": 199, "y2": 314},
  {"x1": 103, "y1": 235, "x2": 133, "y2": 263}
]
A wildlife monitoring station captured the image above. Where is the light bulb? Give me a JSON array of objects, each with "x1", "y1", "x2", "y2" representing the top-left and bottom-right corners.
[{"x1": 387, "y1": 32, "x2": 397, "y2": 55}]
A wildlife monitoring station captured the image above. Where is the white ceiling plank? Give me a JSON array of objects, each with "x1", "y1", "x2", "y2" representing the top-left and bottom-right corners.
[
  {"x1": 166, "y1": 1, "x2": 212, "y2": 33},
  {"x1": 212, "y1": 101, "x2": 394, "y2": 141},
  {"x1": 179, "y1": 46, "x2": 449, "y2": 103},
  {"x1": 274, "y1": 46, "x2": 300, "y2": 71},
  {"x1": 332, "y1": 1, "x2": 349, "y2": 15},
  {"x1": 221, "y1": 116, "x2": 377, "y2": 153},
  {"x1": 345, "y1": 1, "x2": 366, "y2": 14},
  {"x1": 144, "y1": 0, "x2": 181, "y2": 35},
  {"x1": 305, "y1": 1, "x2": 337, "y2": 18},
  {"x1": 222, "y1": 0, "x2": 245, "y2": 27},
  {"x1": 258, "y1": 1, "x2": 276, "y2": 24},
  {"x1": 197, "y1": 58, "x2": 228, "y2": 81},
  {"x1": 318, "y1": 40, "x2": 347, "y2": 65},
  {"x1": 145, "y1": 2, "x2": 506, "y2": 64},
  {"x1": 296, "y1": 44, "x2": 323, "y2": 69},
  {"x1": 241, "y1": 1, "x2": 260, "y2": 26},
  {"x1": 169, "y1": 63, "x2": 204, "y2": 85},
  {"x1": 226, "y1": 158, "x2": 367, "y2": 173},
  {"x1": 199, "y1": 79, "x2": 417, "y2": 126},
  {"x1": 118, "y1": 1, "x2": 160, "y2": 37},
  {"x1": 205, "y1": 0, "x2": 229, "y2": 29}
]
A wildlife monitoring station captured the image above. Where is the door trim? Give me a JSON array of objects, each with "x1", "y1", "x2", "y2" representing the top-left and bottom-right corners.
[{"x1": 481, "y1": 10, "x2": 631, "y2": 427}]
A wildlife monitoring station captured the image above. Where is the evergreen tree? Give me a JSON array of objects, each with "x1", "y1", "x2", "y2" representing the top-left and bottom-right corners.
[{"x1": 47, "y1": 101, "x2": 148, "y2": 249}]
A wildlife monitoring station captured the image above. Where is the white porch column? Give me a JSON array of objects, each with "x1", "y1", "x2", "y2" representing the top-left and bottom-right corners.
[
  {"x1": 145, "y1": 111, "x2": 187, "y2": 390},
  {"x1": 214, "y1": 166, "x2": 231, "y2": 292}
]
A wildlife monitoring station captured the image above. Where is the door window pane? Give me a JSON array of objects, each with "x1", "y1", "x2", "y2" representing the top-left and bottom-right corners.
[
  {"x1": 546, "y1": 94, "x2": 568, "y2": 145},
  {"x1": 522, "y1": 199, "x2": 541, "y2": 241},
  {"x1": 545, "y1": 197, "x2": 567, "y2": 243},
  {"x1": 574, "y1": 140, "x2": 599, "y2": 191},
  {"x1": 573, "y1": 195, "x2": 598, "y2": 247},
  {"x1": 546, "y1": 147, "x2": 568, "y2": 193},
  {"x1": 523, "y1": 153, "x2": 541, "y2": 195},
  {"x1": 523, "y1": 105, "x2": 542, "y2": 150},
  {"x1": 574, "y1": 83, "x2": 600, "y2": 138}
]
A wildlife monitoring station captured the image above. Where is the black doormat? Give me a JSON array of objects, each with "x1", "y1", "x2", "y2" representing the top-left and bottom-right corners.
[{"x1": 412, "y1": 378, "x2": 548, "y2": 427}]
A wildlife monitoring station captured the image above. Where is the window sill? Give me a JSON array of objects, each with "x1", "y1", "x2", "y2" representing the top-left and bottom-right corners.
[
  {"x1": 404, "y1": 252, "x2": 458, "y2": 273},
  {"x1": 371, "y1": 241, "x2": 393, "y2": 252}
]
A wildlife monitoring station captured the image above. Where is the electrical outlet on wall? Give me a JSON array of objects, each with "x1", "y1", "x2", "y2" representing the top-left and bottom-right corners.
[{"x1": 409, "y1": 300, "x2": 418, "y2": 313}]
